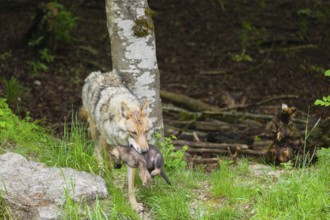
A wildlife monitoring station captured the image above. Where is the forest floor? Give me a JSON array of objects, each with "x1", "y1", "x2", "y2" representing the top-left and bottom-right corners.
[{"x1": 1, "y1": 0, "x2": 329, "y2": 139}]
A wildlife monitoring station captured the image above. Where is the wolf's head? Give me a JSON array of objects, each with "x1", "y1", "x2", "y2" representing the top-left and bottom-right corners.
[{"x1": 121, "y1": 101, "x2": 150, "y2": 154}]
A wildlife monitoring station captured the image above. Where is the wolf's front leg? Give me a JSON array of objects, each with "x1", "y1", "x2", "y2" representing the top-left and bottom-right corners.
[
  {"x1": 128, "y1": 167, "x2": 143, "y2": 212},
  {"x1": 96, "y1": 135, "x2": 108, "y2": 166}
]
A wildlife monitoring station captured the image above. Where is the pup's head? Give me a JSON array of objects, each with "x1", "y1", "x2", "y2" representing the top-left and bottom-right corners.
[
  {"x1": 110, "y1": 147, "x2": 122, "y2": 169},
  {"x1": 280, "y1": 103, "x2": 296, "y2": 124},
  {"x1": 121, "y1": 101, "x2": 150, "y2": 154}
]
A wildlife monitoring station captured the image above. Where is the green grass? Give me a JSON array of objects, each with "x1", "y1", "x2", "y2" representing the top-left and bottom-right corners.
[
  {"x1": 139, "y1": 169, "x2": 201, "y2": 219},
  {"x1": 252, "y1": 149, "x2": 330, "y2": 220},
  {"x1": 203, "y1": 154, "x2": 329, "y2": 220},
  {"x1": 0, "y1": 99, "x2": 139, "y2": 219},
  {"x1": 0, "y1": 98, "x2": 329, "y2": 219}
]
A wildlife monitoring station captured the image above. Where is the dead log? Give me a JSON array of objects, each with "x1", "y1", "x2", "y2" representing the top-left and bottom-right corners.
[
  {"x1": 184, "y1": 145, "x2": 268, "y2": 156},
  {"x1": 162, "y1": 105, "x2": 307, "y2": 124},
  {"x1": 161, "y1": 90, "x2": 298, "y2": 113},
  {"x1": 174, "y1": 140, "x2": 269, "y2": 157},
  {"x1": 189, "y1": 158, "x2": 220, "y2": 163},
  {"x1": 161, "y1": 90, "x2": 221, "y2": 112},
  {"x1": 174, "y1": 140, "x2": 249, "y2": 150},
  {"x1": 164, "y1": 119, "x2": 256, "y2": 132}
]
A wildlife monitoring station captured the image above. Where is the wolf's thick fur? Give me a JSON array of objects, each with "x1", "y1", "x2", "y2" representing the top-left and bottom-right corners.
[
  {"x1": 111, "y1": 144, "x2": 171, "y2": 186},
  {"x1": 81, "y1": 70, "x2": 151, "y2": 211}
]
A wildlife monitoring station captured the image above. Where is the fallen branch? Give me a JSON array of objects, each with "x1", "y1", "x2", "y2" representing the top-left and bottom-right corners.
[
  {"x1": 217, "y1": 94, "x2": 299, "y2": 112},
  {"x1": 164, "y1": 119, "x2": 262, "y2": 132},
  {"x1": 174, "y1": 140, "x2": 269, "y2": 157},
  {"x1": 174, "y1": 140, "x2": 249, "y2": 150},
  {"x1": 189, "y1": 158, "x2": 220, "y2": 163},
  {"x1": 163, "y1": 105, "x2": 307, "y2": 124},
  {"x1": 185, "y1": 146, "x2": 268, "y2": 156},
  {"x1": 160, "y1": 90, "x2": 222, "y2": 112}
]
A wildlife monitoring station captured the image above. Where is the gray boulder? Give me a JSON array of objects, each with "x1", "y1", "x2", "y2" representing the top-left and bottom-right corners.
[{"x1": 0, "y1": 152, "x2": 108, "y2": 219}]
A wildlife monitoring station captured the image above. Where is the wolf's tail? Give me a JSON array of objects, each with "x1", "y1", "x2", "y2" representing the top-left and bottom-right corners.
[
  {"x1": 79, "y1": 105, "x2": 89, "y2": 121},
  {"x1": 160, "y1": 169, "x2": 171, "y2": 185}
]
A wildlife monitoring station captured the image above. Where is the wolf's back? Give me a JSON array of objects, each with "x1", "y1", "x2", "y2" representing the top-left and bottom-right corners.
[
  {"x1": 82, "y1": 70, "x2": 141, "y2": 145},
  {"x1": 82, "y1": 71, "x2": 122, "y2": 115}
]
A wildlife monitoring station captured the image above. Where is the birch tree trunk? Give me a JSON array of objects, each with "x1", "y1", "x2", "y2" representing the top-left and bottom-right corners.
[{"x1": 105, "y1": 0, "x2": 163, "y2": 138}]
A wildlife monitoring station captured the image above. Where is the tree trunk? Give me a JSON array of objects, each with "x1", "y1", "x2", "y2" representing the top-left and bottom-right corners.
[{"x1": 105, "y1": 0, "x2": 163, "y2": 139}]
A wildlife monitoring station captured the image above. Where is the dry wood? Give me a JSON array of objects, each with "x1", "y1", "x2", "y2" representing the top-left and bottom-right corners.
[
  {"x1": 186, "y1": 148, "x2": 228, "y2": 154},
  {"x1": 163, "y1": 105, "x2": 307, "y2": 124},
  {"x1": 174, "y1": 140, "x2": 249, "y2": 150},
  {"x1": 189, "y1": 158, "x2": 220, "y2": 163},
  {"x1": 161, "y1": 90, "x2": 222, "y2": 112},
  {"x1": 164, "y1": 119, "x2": 254, "y2": 131},
  {"x1": 185, "y1": 146, "x2": 268, "y2": 156},
  {"x1": 217, "y1": 94, "x2": 299, "y2": 112},
  {"x1": 174, "y1": 139, "x2": 269, "y2": 157}
]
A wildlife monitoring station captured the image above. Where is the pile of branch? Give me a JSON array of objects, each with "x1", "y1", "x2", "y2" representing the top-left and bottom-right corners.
[{"x1": 161, "y1": 90, "x2": 322, "y2": 165}]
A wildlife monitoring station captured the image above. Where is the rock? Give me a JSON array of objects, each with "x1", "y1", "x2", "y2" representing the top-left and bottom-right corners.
[
  {"x1": 0, "y1": 153, "x2": 108, "y2": 220},
  {"x1": 33, "y1": 80, "x2": 42, "y2": 86},
  {"x1": 249, "y1": 163, "x2": 285, "y2": 178}
]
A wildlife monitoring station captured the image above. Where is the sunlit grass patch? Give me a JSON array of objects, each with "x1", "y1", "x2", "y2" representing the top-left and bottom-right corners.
[
  {"x1": 253, "y1": 148, "x2": 330, "y2": 220},
  {"x1": 211, "y1": 159, "x2": 259, "y2": 200},
  {"x1": 138, "y1": 168, "x2": 206, "y2": 220}
]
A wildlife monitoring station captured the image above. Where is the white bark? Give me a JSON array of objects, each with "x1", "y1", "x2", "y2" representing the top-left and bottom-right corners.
[{"x1": 105, "y1": 0, "x2": 163, "y2": 138}]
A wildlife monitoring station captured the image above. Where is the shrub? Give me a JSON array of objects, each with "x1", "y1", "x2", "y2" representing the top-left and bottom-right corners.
[
  {"x1": 314, "y1": 70, "x2": 330, "y2": 107},
  {"x1": 154, "y1": 133, "x2": 188, "y2": 170}
]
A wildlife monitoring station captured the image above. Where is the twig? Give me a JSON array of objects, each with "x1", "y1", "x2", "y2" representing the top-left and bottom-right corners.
[
  {"x1": 163, "y1": 105, "x2": 307, "y2": 124},
  {"x1": 174, "y1": 140, "x2": 249, "y2": 150},
  {"x1": 217, "y1": 94, "x2": 299, "y2": 111}
]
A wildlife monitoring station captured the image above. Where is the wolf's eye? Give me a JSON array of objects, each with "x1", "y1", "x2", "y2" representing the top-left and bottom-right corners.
[{"x1": 130, "y1": 131, "x2": 137, "y2": 136}]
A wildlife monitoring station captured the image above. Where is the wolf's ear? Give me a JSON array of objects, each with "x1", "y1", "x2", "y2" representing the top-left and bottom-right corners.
[
  {"x1": 141, "y1": 100, "x2": 149, "y2": 117},
  {"x1": 121, "y1": 102, "x2": 130, "y2": 118},
  {"x1": 110, "y1": 148, "x2": 120, "y2": 160}
]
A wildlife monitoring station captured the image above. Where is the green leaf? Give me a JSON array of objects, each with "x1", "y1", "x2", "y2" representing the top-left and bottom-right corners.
[
  {"x1": 0, "y1": 121, "x2": 6, "y2": 128},
  {"x1": 314, "y1": 99, "x2": 324, "y2": 106},
  {"x1": 325, "y1": 69, "x2": 330, "y2": 76}
]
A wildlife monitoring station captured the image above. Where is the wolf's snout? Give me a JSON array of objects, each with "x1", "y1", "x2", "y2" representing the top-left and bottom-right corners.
[{"x1": 141, "y1": 148, "x2": 149, "y2": 154}]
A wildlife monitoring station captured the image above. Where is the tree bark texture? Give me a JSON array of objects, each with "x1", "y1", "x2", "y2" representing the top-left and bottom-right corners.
[{"x1": 105, "y1": 0, "x2": 163, "y2": 139}]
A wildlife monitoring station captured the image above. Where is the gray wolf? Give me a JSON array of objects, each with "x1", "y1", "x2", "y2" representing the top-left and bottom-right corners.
[
  {"x1": 110, "y1": 144, "x2": 171, "y2": 186},
  {"x1": 81, "y1": 70, "x2": 151, "y2": 211}
]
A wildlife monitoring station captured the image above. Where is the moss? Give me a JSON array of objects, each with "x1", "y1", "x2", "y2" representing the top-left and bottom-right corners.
[
  {"x1": 144, "y1": 8, "x2": 156, "y2": 18},
  {"x1": 132, "y1": 17, "x2": 154, "y2": 37}
]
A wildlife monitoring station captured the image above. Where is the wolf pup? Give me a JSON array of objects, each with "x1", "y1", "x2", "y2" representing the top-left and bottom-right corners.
[
  {"x1": 110, "y1": 144, "x2": 171, "y2": 185},
  {"x1": 81, "y1": 70, "x2": 151, "y2": 211}
]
